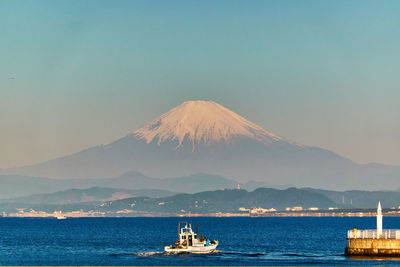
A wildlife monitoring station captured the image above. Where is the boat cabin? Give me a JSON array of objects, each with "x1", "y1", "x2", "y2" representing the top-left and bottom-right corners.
[{"x1": 176, "y1": 222, "x2": 205, "y2": 247}]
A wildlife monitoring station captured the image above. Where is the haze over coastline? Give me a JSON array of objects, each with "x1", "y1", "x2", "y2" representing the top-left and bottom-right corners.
[{"x1": 1, "y1": 100, "x2": 399, "y2": 191}]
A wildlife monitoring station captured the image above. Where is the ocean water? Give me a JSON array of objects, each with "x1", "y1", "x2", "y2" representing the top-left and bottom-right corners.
[{"x1": 0, "y1": 216, "x2": 400, "y2": 265}]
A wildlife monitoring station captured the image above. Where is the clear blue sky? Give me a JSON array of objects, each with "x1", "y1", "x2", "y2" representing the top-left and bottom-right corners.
[{"x1": 1, "y1": 0, "x2": 399, "y2": 168}]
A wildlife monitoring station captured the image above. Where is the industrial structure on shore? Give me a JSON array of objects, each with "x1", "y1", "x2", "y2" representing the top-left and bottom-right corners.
[{"x1": 346, "y1": 202, "x2": 400, "y2": 256}]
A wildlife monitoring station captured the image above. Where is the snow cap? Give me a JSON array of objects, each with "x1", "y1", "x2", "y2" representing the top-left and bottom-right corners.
[{"x1": 134, "y1": 100, "x2": 283, "y2": 150}]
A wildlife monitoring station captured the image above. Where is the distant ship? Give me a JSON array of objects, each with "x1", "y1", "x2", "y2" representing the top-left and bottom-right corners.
[
  {"x1": 56, "y1": 215, "x2": 67, "y2": 220},
  {"x1": 164, "y1": 222, "x2": 218, "y2": 253}
]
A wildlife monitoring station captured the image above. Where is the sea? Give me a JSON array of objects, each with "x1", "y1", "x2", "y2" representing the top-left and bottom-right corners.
[{"x1": 1, "y1": 216, "x2": 400, "y2": 266}]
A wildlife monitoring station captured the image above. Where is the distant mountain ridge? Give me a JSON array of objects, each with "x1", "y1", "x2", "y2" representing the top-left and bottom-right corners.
[
  {"x1": 3, "y1": 186, "x2": 400, "y2": 214},
  {"x1": 304, "y1": 188, "x2": 400, "y2": 209},
  {"x1": 0, "y1": 187, "x2": 337, "y2": 214},
  {"x1": 2, "y1": 100, "x2": 400, "y2": 190},
  {"x1": 0, "y1": 172, "x2": 256, "y2": 199},
  {"x1": 1, "y1": 187, "x2": 175, "y2": 205},
  {"x1": 100, "y1": 187, "x2": 336, "y2": 213}
]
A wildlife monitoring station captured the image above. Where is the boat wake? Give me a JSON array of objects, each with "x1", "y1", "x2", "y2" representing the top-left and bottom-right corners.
[
  {"x1": 133, "y1": 250, "x2": 222, "y2": 257},
  {"x1": 132, "y1": 251, "x2": 165, "y2": 256},
  {"x1": 132, "y1": 250, "x2": 267, "y2": 258},
  {"x1": 116, "y1": 250, "x2": 341, "y2": 263}
]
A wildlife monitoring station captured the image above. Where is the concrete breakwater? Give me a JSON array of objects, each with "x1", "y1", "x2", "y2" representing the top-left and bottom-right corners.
[
  {"x1": 345, "y1": 202, "x2": 400, "y2": 257},
  {"x1": 346, "y1": 238, "x2": 400, "y2": 256}
]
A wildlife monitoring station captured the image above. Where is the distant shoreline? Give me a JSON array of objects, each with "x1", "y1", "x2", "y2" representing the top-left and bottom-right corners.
[{"x1": 3, "y1": 210, "x2": 400, "y2": 218}]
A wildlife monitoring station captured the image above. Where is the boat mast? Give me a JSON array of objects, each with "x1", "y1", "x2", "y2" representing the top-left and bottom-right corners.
[
  {"x1": 177, "y1": 222, "x2": 181, "y2": 243},
  {"x1": 187, "y1": 222, "x2": 190, "y2": 248}
]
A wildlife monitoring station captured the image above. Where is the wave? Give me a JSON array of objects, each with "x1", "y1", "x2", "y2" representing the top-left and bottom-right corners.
[
  {"x1": 220, "y1": 251, "x2": 266, "y2": 257},
  {"x1": 132, "y1": 251, "x2": 165, "y2": 256},
  {"x1": 108, "y1": 252, "x2": 132, "y2": 257}
]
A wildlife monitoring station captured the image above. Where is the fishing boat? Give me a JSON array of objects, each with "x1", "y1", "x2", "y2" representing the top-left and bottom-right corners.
[{"x1": 164, "y1": 222, "x2": 218, "y2": 253}]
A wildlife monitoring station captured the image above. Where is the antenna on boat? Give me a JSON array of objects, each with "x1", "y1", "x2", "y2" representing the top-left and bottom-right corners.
[
  {"x1": 196, "y1": 224, "x2": 198, "y2": 235},
  {"x1": 177, "y1": 222, "x2": 180, "y2": 241}
]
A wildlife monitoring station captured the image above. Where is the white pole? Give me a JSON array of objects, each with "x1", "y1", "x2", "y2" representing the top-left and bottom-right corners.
[{"x1": 377, "y1": 201, "x2": 383, "y2": 238}]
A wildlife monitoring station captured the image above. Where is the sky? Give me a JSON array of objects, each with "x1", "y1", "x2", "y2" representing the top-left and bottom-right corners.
[{"x1": 1, "y1": 0, "x2": 400, "y2": 168}]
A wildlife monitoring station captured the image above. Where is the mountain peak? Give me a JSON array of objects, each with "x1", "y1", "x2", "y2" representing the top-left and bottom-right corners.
[{"x1": 133, "y1": 100, "x2": 282, "y2": 149}]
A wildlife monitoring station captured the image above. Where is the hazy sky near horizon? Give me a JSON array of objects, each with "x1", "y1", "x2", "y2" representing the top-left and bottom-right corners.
[{"x1": 1, "y1": 0, "x2": 400, "y2": 168}]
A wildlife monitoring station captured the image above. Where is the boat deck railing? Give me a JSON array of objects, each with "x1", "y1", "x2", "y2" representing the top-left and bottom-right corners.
[{"x1": 347, "y1": 229, "x2": 400, "y2": 239}]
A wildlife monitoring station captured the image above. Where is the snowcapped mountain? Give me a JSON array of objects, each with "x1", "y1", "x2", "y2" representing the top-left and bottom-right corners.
[
  {"x1": 134, "y1": 100, "x2": 283, "y2": 150},
  {"x1": 2, "y1": 100, "x2": 400, "y2": 190}
]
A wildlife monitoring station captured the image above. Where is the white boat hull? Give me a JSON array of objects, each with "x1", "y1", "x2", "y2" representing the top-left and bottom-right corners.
[{"x1": 164, "y1": 241, "x2": 218, "y2": 254}]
